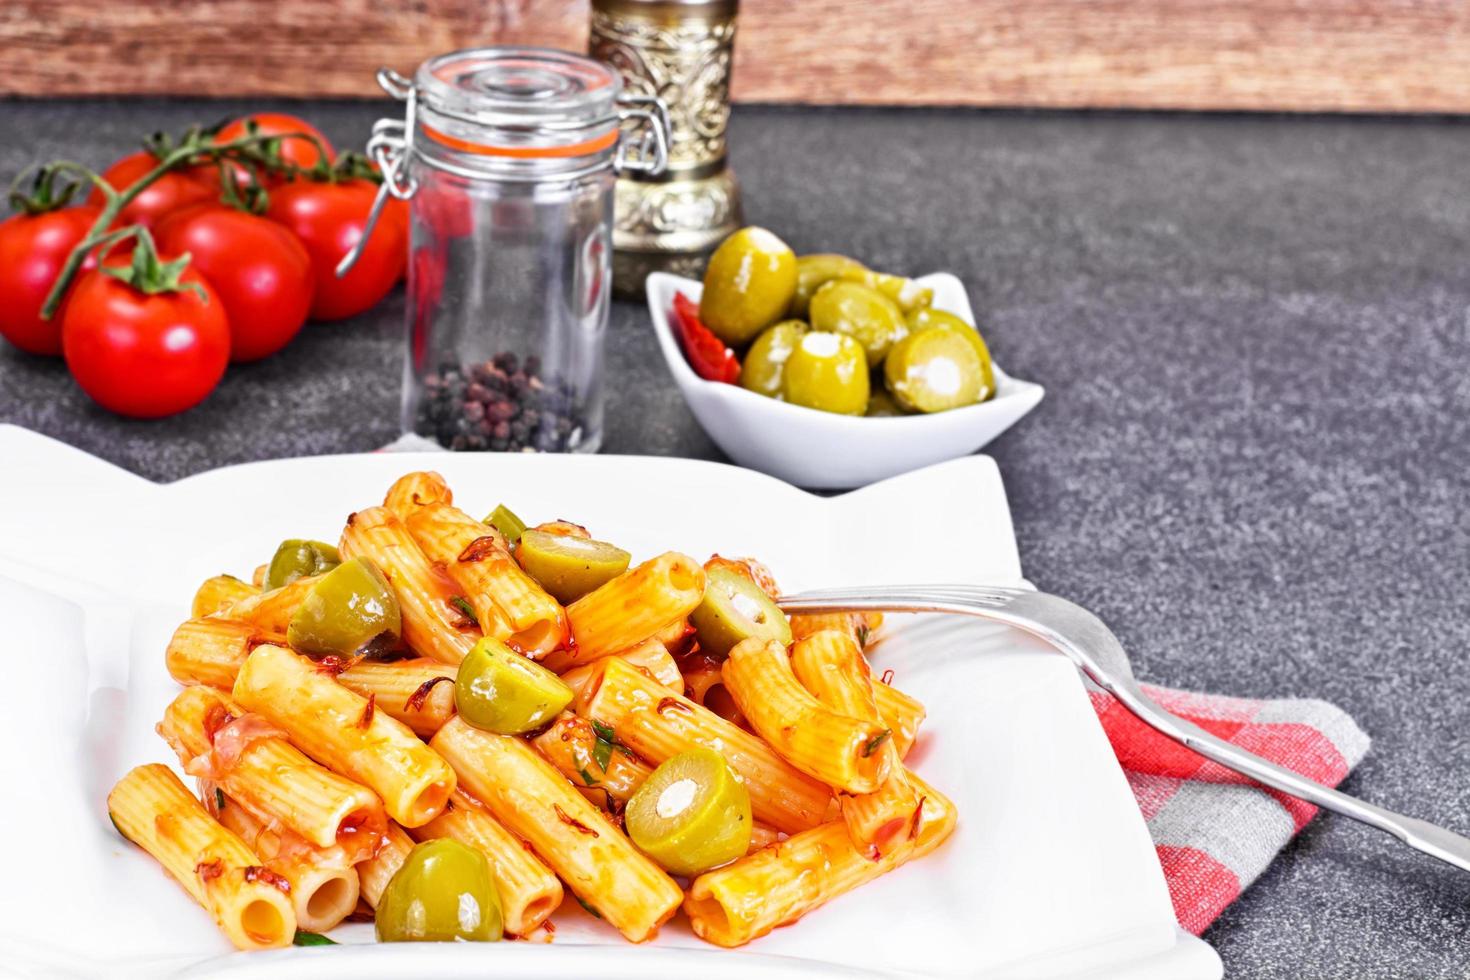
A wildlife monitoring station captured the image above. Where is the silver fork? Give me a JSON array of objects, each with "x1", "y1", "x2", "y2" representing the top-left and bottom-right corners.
[{"x1": 778, "y1": 583, "x2": 1470, "y2": 874}]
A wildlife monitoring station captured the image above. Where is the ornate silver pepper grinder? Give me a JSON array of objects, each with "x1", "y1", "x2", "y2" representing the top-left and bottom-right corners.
[{"x1": 590, "y1": 0, "x2": 743, "y2": 296}]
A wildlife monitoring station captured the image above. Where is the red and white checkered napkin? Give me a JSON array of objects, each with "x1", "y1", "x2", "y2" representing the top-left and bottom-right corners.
[{"x1": 1087, "y1": 684, "x2": 1370, "y2": 935}]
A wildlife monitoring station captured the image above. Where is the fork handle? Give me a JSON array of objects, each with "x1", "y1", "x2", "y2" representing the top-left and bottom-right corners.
[{"x1": 1110, "y1": 679, "x2": 1470, "y2": 874}]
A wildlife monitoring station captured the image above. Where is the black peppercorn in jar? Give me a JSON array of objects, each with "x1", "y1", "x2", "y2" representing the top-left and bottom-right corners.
[{"x1": 345, "y1": 48, "x2": 670, "y2": 452}]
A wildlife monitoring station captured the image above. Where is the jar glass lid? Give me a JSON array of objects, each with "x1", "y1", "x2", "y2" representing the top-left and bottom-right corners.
[{"x1": 416, "y1": 47, "x2": 624, "y2": 158}]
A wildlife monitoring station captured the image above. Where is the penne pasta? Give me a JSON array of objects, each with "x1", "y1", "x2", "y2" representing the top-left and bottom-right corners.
[
  {"x1": 530, "y1": 711, "x2": 654, "y2": 810},
  {"x1": 108, "y1": 764, "x2": 296, "y2": 950},
  {"x1": 383, "y1": 470, "x2": 452, "y2": 520},
  {"x1": 157, "y1": 684, "x2": 386, "y2": 858},
  {"x1": 409, "y1": 789, "x2": 564, "y2": 936},
  {"x1": 358, "y1": 822, "x2": 416, "y2": 908},
  {"x1": 431, "y1": 717, "x2": 683, "y2": 943},
  {"x1": 338, "y1": 506, "x2": 479, "y2": 665},
  {"x1": 217, "y1": 574, "x2": 322, "y2": 634},
  {"x1": 557, "y1": 641, "x2": 681, "y2": 700},
  {"x1": 404, "y1": 502, "x2": 567, "y2": 659},
  {"x1": 562, "y1": 552, "x2": 706, "y2": 665},
  {"x1": 722, "y1": 638, "x2": 893, "y2": 795},
  {"x1": 872, "y1": 678, "x2": 926, "y2": 760},
  {"x1": 336, "y1": 658, "x2": 458, "y2": 738},
  {"x1": 165, "y1": 617, "x2": 283, "y2": 690},
  {"x1": 232, "y1": 645, "x2": 455, "y2": 828},
  {"x1": 205, "y1": 785, "x2": 360, "y2": 933},
  {"x1": 192, "y1": 574, "x2": 260, "y2": 618},
  {"x1": 684, "y1": 777, "x2": 956, "y2": 947},
  {"x1": 791, "y1": 630, "x2": 919, "y2": 855},
  {"x1": 576, "y1": 656, "x2": 831, "y2": 834}
]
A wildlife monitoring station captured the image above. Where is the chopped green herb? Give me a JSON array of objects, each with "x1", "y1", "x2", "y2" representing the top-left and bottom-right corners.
[
  {"x1": 574, "y1": 894, "x2": 603, "y2": 919},
  {"x1": 214, "y1": 788, "x2": 226, "y2": 811},
  {"x1": 590, "y1": 719, "x2": 635, "y2": 772},
  {"x1": 293, "y1": 930, "x2": 338, "y2": 946},
  {"x1": 856, "y1": 624, "x2": 871, "y2": 647},
  {"x1": 449, "y1": 596, "x2": 479, "y2": 625},
  {"x1": 576, "y1": 766, "x2": 597, "y2": 787},
  {"x1": 862, "y1": 729, "x2": 892, "y2": 758}
]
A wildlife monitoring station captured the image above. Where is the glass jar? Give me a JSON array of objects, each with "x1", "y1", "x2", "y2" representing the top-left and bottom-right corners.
[{"x1": 346, "y1": 47, "x2": 669, "y2": 452}]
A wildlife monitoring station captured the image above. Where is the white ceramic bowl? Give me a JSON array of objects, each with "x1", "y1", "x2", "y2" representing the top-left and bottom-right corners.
[{"x1": 645, "y1": 271, "x2": 1045, "y2": 489}]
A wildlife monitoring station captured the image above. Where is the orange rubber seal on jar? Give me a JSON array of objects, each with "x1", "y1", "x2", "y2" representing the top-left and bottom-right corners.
[{"x1": 422, "y1": 124, "x2": 619, "y2": 159}]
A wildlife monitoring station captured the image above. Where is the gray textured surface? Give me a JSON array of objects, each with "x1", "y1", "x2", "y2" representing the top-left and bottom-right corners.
[{"x1": 3, "y1": 98, "x2": 1470, "y2": 977}]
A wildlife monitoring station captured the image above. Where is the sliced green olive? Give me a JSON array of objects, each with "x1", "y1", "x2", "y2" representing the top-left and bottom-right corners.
[
  {"x1": 485, "y1": 504, "x2": 527, "y2": 547},
  {"x1": 516, "y1": 529, "x2": 631, "y2": 605},
  {"x1": 739, "y1": 320, "x2": 808, "y2": 398},
  {"x1": 626, "y1": 748, "x2": 752, "y2": 876},
  {"x1": 780, "y1": 331, "x2": 869, "y2": 416},
  {"x1": 375, "y1": 839, "x2": 502, "y2": 943},
  {"x1": 455, "y1": 637, "x2": 573, "y2": 735},
  {"x1": 790, "y1": 254, "x2": 869, "y2": 318},
  {"x1": 264, "y1": 539, "x2": 340, "y2": 591},
  {"x1": 808, "y1": 281, "x2": 907, "y2": 367},
  {"x1": 286, "y1": 557, "x2": 401, "y2": 656},
  {"x1": 691, "y1": 566, "x2": 793, "y2": 657},
  {"x1": 906, "y1": 307, "x2": 997, "y2": 403},
  {"x1": 883, "y1": 327, "x2": 985, "y2": 414}
]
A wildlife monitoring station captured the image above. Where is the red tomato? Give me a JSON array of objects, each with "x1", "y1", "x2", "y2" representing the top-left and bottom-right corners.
[
  {"x1": 154, "y1": 205, "x2": 314, "y2": 362},
  {"x1": 87, "y1": 151, "x2": 219, "y2": 229},
  {"x1": 672, "y1": 292, "x2": 740, "y2": 383},
  {"x1": 266, "y1": 179, "x2": 408, "y2": 321},
  {"x1": 61, "y1": 262, "x2": 230, "y2": 418},
  {"x1": 216, "y1": 113, "x2": 334, "y2": 171},
  {"x1": 0, "y1": 206, "x2": 101, "y2": 355}
]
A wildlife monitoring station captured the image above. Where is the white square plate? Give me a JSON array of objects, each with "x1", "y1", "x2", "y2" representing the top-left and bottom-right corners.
[{"x1": 0, "y1": 426, "x2": 1219, "y2": 979}]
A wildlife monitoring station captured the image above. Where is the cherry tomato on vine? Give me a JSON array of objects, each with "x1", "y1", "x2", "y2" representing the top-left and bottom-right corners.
[
  {"x1": 87, "y1": 151, "x2": 218, "y2": 229},
  {"x1": 0, "y1": 206, "x2": 101, "y2": 355},
  {"x1": 154, "y1": 205, "x2": 314, "y2": 362},
  {"x1": 267, "y1": 178, "x2": 407, "y2": 321},
  {"x1": 62, "y1": 246, "x2": 230, "y2": 418},
  {"x1": 216, "y1": 113, "x2": 334, "y2": 171}
]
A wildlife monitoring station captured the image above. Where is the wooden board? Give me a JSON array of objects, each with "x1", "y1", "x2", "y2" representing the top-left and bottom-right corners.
[{"x1": 3, "y1": 0, "x2": 1469, "y2": 112}]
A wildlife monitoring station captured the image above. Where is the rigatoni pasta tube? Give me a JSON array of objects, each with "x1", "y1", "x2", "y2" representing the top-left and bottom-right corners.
[
  {"x1": 157, "y1": 684, "x2": 386, "y2": 858},
  {"x1": 192, "y1": 575, "x2": 259, "y2": 618},
  {"x1": 576, "y1": 656, "x2": 831, "y2": 834},
  {"x1": 684, "y1": 776, "x2": 958, "y2": 948},
  {"x1": 722, "y1": 638, "x2": 893, "y2": 794},
  {"x1": 557, "y1": 642, "x2": 681, "y2": 700},
  {"x1": 563, "y1": 552, "x2": 706, "y2": 664},
  {"x1": 431, "y1": 717, "x2": 682, "y2": 943},
  {"x1": 232, "y1": 645, "x2": 455, "y2": 828},
  {"x1": 336, "y1": 658, "x2": 457, "y2": 738},
  {"x1": 872, "y1": 679, "x2": 926, "y2": 759},
  {"x1": 107, "y1": 764, "x2": 296, "y2": 950},
  {"x1": 358, "y1": 822, "x2": 415, "y2": 908},
  {"x1": 206, "y1": 786, "x2": 360, "y2": 933},
  {"x1": 165, "y1": 618, "x2": 282, "y2": 690},
  {"x1": 530, "y1": 712, "x2": 653, "y2": 808},
  {"x1": 383, "y1": 470, "x2": 452, "y2": 520},
  {"x1": 217, "y1": 574, "x2": 321, "y2": 634},
  {"x1": 791, "y1": 630, "x2": 919, "y2": 854},
  {"x1": 404, "y1": 502, "x2": 567, "y2": 658},
  {"x1": 410, "y1": 789, "x2": 564, "y2": 936},
  {"x1": 789, "y1": 611, "x2": 882, "y2": 645},
  {"x1": 338, "y1": 506, "x2": 478, "y2": 665}
]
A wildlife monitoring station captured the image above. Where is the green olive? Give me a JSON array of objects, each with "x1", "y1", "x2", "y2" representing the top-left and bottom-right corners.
[
  {"x1": 626, "y1": 748, "x2": 752, "y2": 876},
  {"x1": 699, "y1": 227, "x2": 798, "y2": 346},
  {"x1": 739, "y1": 320, "x2": 808, "y2": 398},
  {"x1": 691, "y1": 566, "x2": 793, "y2": 657},
  {"x1": 866, "y1": 271, "x2": 933, "y2": 313},
  {"x1": 516, "y1": 529, "x2": 630, "y2": 604},
  {"x1": 286, "y1": 557, "x2": 401, "y2": 656},
  {"x1": 263, "y1": 539, "x2": 340, "y2": 591},
  {"x1": 780, "y1": 331, "x2": 869, "y2": 415},
  {"x1": 865, "y1": 387, "x2": 908, "y2": 417},
  {"x1": 808, "y1": 281, "x2": 907, "y2": 367},
  {"x1": 906, "y1": 308, "x2": 996, "y2": 403},
  {"x1": 883, "y1": 327, "x2": 985, "y2": 414},
  {"x1": 790, "y1": 254, "x2": 869, "y2": 318},
  {"x1": 484, "y1": 504, "x2": 527, "y2": 547},
  {"x1": 375, "y1": 838, "x2": 502, "y2": 943},
  {"x1": 455, "y1": 637, "x2": 573, "y2": 735}
]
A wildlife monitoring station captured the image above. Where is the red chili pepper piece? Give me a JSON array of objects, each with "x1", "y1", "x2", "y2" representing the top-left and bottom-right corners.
[{"x1": 672, "y1": 292, "x2": 741, "y2": 384}]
